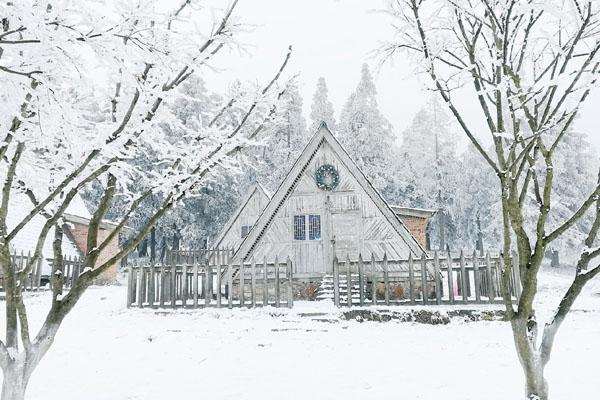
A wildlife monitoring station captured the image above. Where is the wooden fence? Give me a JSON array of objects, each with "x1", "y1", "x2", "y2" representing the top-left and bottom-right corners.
[
  {"x1": 0, "y1": 250, "x2": 83, "y2": 292},
  {"x1": 127, "y1": 256, "x2": 294, "y2": 309},
  {"x1": 331, "y1": 251, "x2": 522, "y2": 307},
  {"x1": 127, "y1": 249, "x2": 521, "y2": 310}
]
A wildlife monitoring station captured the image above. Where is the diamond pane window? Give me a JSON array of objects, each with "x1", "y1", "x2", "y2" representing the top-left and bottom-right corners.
[
  {"x1": 308, "y1": 215, "x2": 321, "y2": 240},
  {"x1": 293, "y1": 215, "x2": 306, "y2": 240},
  {"x1": 241, "y1": 225, "x2": 252, "y2": 238}
]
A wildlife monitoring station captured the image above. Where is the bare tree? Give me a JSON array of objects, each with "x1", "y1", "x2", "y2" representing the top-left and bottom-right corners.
[
  {"x1": 381, "y1": 0, "x2": 600, "y2": 398},
  {"x1": 0, "y1": 1, "x2": 292, "y2": 399}
]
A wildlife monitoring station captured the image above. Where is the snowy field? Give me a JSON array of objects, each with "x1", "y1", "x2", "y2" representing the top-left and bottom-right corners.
[{"x1": 3, "y1": 268, "x2": 600, "y2": 400}]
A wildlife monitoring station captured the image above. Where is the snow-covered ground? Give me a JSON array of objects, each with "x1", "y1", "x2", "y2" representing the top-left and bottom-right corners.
[{"x1": 3, "y1": 268, "x2": 600, "y2": 400}]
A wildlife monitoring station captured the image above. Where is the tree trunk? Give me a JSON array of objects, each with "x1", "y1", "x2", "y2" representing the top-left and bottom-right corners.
[
  {"x1": 513, "y1": 318, "x2": 549, "y2": 400},
  {"x1": 523, "y1": 360, "x2": 548, "y2": 400},
  {"x1": 1, "y1": 361, "x2": 29, "y2": 400}
]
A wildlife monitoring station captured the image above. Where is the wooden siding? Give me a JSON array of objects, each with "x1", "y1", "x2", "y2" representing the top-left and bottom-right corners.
[
  {"x1": 248, "y1": 140, "x2": 416, "y2": 273},
  {"x1": 215, "y1": 186, "x2": 269, "y2": 251}
]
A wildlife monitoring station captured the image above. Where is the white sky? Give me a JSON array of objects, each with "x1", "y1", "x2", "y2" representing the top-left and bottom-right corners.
[{"x1": 207, "y1": 0, "x2": 600, "y2": 150}]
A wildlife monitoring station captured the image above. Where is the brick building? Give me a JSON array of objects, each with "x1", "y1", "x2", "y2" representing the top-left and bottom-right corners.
[
  {"x1": 7, "y1": 194, "x2": 121, "y2": 284},
  {"x1": 63, "y1": 211, "x2": 121, "y2": 284},
  {"x1": 390, "y1": 206, "x2": 437, "y2": 250}
]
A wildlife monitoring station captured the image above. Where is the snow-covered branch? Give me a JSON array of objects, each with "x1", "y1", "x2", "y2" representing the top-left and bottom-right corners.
[{"x1": 0, "y1": 2, "x2": 293, "y2": 396}]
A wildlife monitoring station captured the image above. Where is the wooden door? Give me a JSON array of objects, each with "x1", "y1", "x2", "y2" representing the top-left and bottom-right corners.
[{"x1": 331, "y1": 212, "x2": 360, "y2": 262}]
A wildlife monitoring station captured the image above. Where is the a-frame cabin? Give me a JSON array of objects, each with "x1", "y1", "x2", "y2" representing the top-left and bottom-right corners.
[{"x1": 233, "y1": 123, "x2": 426, "y2": 275}]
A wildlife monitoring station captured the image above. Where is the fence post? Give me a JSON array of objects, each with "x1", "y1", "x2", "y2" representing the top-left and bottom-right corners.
[
  {"x1": 383, "y1": 253, "x2": 390, "y2": 306},
  {"x1": 346, "y1": 254, "x2": 352, "y2": 307},
  {"x1": 275, "y1": 256, "x2": 280, "y2": 308},
  {"x1": 460, "y1": 250, "x2": 468, "y2": 303},
  {"x1": 181, "y1": 264, "x2": 188, "y2": 308},
  {"x1": 203, "y1": 264, "x2": 212, "y2": 307},
  {"x1": 171, "y1": 260, "x2": 177, "y2": 309},
  {"x1": 240, "y1": 261, "x2": 246, "y2": 307},
  {"x1": 486, "y1": 252, "x2": 494, "y2": 304},
  {"x1": 127, "y1": 264, "x2": 134, "y2": 308},
  {"x1": 333, "y1": 256, "x2": 340, "y2": 307},
  {"x1": 73, "y1": 257, "x2": 81, "y2": 287},
  {"x1": 287, "y1": 257, "x2": 293, "y2": 309},
  {"x1": 434, "y1": 251, "x2": 441, "y2": 305},
  {"x1": 216, "y1": 252, "x2": 222, "y2": 308},
  {"x1": 159, "y1": 264, "x2": 166, "y2": 307},
  {"x1": 447, "y1": 250, "x2": 455, "y2": 305},
  {"x1": 358, "y1": 254, "x2": 364, "y2": 306},
  {"x1": 473, "y1": 250, "x2": 481, "y2": 304},
  {"x1": 141, "y1": 260, "x2": 147, "y2": 305},
  {"x1": 251, "y1": 259, "x2": 256, "y2": 308},
  {"x1": 137, "y1": 262, "x2": 144, "y2": 308},
  {"x1": 420, "y1": 253, "x2": 428, "y2": 305},
  {"x1": 408, "y1": 253, "x2": 415, "y2": 304},
  {"x1": 193, "y1": 262, "x2": 199, "y2": 308},
  {"x1": 227, "y1": 256, "x2": 233, "y2": 309},
  {"x1": 148, "y1": 261, "x2": 155, "y2": 308},
  {"x1": 371, "y1": 253, "x2": 377, "y2": 306},
  {"x1": 205, "y1": 262, "x2": 212, "y2": 307},
  {"x1": 263, "y1": 257, "x2": 268, "y2": 306}
]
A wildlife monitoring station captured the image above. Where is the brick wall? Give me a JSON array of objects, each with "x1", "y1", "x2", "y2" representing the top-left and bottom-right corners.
[
  {"x1": 69, "y1": 222, "x2": 119, "y2": 284},
  {"x1": 398, "y1": 215, "x2": 429, "y2": 249}
]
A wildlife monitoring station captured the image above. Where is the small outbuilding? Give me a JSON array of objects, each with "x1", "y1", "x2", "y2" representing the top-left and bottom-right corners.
[
  {"x1": 390, "y1": 206, "x2": 437, "y2": 250},
  {"x1": 6, "y1": 193, "x2": 121, "y2": 284}
]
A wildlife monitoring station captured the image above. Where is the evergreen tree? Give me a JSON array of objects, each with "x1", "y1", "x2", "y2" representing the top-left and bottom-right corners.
[
  {"x1": 82, "y1": 76, "x2": 247, "y2": 250},
  {"x1": 337, "y1": 64, "x2": 397, "y2": 194},
  {"x1": 546, "y1": 129, "x2": 599, "y2": 262},
  {"x1": 453, "y1": 143, "x2": 501, "y2": 251},
  {"x1": 309, "y1": 77, "x2": 336, "y2": 132},
  {"x1": 254, "y1": 81, "x2": 308, "y2": 192},
  {"x1": 395, "y1": 97, "x2": 461, "y2": 249}
]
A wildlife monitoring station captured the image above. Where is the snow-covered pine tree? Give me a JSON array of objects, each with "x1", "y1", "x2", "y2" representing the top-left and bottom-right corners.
[
  {"x1": 156, "y1": 76, "x2": 244, "y2": 249},
  {"x1": 395, "y1": 97, "x2": 461, "y2": 249},
  {"x1": 82, "y1": 75, "x2": 246, "y2": 251},
  {"x1": 544, "y1": 129, "x2": 599, "y2": 263},
  {"x1": 254, "y1": 81, "x2": 308, "y2": 192},
  {"x1": 453, "y1": 143, "x2": 501, "y2": 252},
  {"x1": 337, "y1": 64, "x2": 397, "y2": 195},
  {"x1": 309, "y1": 77, "x2": 336, "y2": 132}
]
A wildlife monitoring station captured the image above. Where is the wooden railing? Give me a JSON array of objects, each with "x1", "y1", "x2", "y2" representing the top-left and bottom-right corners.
[
  {"x1": 127, "y1": 250, "x2": 521, "y2": 310},
  {"x1": 127, "y1": 257, "x2": 294, "y2": 309},
  {"x1": 0, "y1": 250, "x2": 84, "y2": 292},
  {"x1": 331, "y1": 251, "x2": 521, "y2": 307}
]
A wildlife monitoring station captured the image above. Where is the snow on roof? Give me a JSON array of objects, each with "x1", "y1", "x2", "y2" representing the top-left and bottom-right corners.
[
  {"x1": 390, "y1": 205, "x2": 438, "y2": 219},
  {"x1": 6, "y1": 193, "x2": 83, "y2": 275},
  {"x1": 65, "y1": 193, "x2": 92, "y2": 219}
]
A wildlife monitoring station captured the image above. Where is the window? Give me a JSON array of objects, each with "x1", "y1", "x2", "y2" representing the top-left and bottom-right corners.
[
  {"x1": 294, "y1": 214, "x2": 321, "y2": 241},
  {"x1": 293, "y1": 216, "x2": 305, "y2": 240},
  {"x1": 309, "y1": 215, "x2": 321, "y2": 240},
  {"x1": 241, "y1": 225, "x2": 252, "y2": 238}
]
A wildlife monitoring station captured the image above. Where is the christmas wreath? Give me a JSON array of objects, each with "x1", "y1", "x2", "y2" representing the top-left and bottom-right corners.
[{"x1": 315, "y1": 164, "x2": 340, "y2": 191}]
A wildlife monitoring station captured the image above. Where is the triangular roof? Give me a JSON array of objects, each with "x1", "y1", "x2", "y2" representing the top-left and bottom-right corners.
[
  {"x1": 7, "y1": 193, "x2": 83, "y2": 275},
  {"x1": 390, "y1": 205, "x2": 438, "y2": 219},
  {"x1": 212, "y1": 182, "x2": 271, "y2": 249},
  {"x1": 235, "y1": 122, "x2": 426, "y2": 261}
]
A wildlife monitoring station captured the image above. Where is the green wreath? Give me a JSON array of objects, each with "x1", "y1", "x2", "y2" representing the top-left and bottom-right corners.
[{"x1": 315, "y1": 164, "x2": 340, "y2": 191}]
